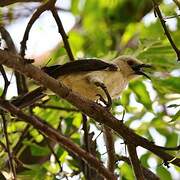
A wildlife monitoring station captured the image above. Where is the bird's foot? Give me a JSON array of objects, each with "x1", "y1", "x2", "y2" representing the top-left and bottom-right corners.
[
  {"x1": 96, "y1": 94, "x2": 112, "y2": 110},
  {"x1": 95, "y1": 82, "x2": 112, "y2": 110}
]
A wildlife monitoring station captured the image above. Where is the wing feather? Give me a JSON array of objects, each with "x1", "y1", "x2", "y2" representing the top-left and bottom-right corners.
[{"x1": 42, "y1": 59, "x2": 117, "y2": 78}]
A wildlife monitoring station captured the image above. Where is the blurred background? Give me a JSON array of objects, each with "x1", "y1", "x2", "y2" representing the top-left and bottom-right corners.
[{"x1": 0, "y1": 0, "x2": 180, "y2": 179}]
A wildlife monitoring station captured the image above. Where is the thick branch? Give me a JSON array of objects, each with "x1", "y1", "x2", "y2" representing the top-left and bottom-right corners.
[
  {"x1": 0, "y1": 50, "x2": 179, "y2": 167},
  {"x1": 0, "y1": 99, "x2": 116, "y2": 180}
]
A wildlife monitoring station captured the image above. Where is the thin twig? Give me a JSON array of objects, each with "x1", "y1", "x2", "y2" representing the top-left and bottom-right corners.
[
  {"x1": 127, "y1": 144, "x2": 144, "y2": 180},
  {"x1": 13, "y1": 124, "x2": 31, "y2": 155},
  {"x1": 0, "y1": 26, "x2": 28, "y2": 95},
  {"x1": 82, "y1": 114, "x2": 90, "y2": 152},
  {"x1": 0, "y1": 140, "x2": 8, "y2": 152},
  {"x1": 103, "y1": 126, "x2": 115, "y2": 173},
  {"x1": 44, "y1": 136, "x2": 63, "y2": 172},
  {"x1": 82, "y1": 114, "x2": 91, "y2": 180},
  {"x1": 1, "y1": 112, "x2": 16, "y2": 179},
  {"x1": 0, "y1": 65, "x2": 10, "y2": 98},
  {"x1": 50, "y1": 6, "x2": 75, "y2": 61},
  {"x1": 20, "y1": 0, "x2": 56, "y2": 59},
  {"x1": 163, "y1": 14, "x2": 180, "y2": 20},
  {"x1": 34, "y1": 103, "x2": 79, "y2": 112},
  {"x1": 157, "y1": 144, "x2": 180, "y2": 151},
  {"x1": 152, "y1": 0, "x2": 180, "y2": 61}
]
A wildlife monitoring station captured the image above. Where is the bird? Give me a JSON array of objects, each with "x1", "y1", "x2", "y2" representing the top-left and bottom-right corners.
[{"x1": 11, "y1": 56, "x2": 152, "y2": 108}]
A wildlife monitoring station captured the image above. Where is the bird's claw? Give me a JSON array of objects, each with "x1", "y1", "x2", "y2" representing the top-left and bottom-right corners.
[{"x1": 96, "y1": 94, "x2": 112, "y2": 110}]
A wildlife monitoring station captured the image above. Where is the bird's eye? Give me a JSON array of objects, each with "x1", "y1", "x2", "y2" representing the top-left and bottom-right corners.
[{"x1": 127, "y1": 60, "x2": 135, "y2": 66}]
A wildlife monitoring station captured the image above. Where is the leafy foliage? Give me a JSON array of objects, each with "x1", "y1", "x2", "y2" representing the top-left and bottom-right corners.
[{"x1": 0, "y1": 0, "x2": 180, "y2": 179}]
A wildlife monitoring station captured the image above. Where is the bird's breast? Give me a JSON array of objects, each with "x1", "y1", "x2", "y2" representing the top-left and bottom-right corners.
[
  {"x1": 59, "y1": 71, "x2": 128, "y2": 101},
  {"x1": 103, "y1": 71, "x2": 128, "y2": 99},
  {"x1": 59, "y1": 73, "x2": 101, "y2": 100}
]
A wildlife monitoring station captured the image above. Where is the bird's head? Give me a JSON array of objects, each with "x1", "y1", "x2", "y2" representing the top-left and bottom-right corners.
[{"x1": 113, "y1": 56, "x2": 152, "y2": 80}]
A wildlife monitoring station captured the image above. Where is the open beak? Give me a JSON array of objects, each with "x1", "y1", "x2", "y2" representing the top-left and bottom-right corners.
[{"x1": 132, "y1": 64, "x2": 152, "y2": 80}]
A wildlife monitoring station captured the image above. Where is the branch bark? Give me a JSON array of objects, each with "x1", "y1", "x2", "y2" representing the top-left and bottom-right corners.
[
  {"x1": 152, "y1": 0, "x2": 180, "y2": 61},
  {"x1": 20, "y1": 0, "x2": 56, "y2": 59},
  {"x1": 0, "y1": 49, "x2": 180, "y2": 167},
  {"x1": 127, "y1": 144, "x2": 144, "y2": 180},
  {"x1": 103, "y1": 126, "x2": 115, "y2": 173},
  {"x1": 0, "y1": 99, "x2": 116, "y2": 180},
  {"x1": 1, "y1": 112, "x2": 16, "y2": 179},
  {"x1": 0, "y1": 26, "x2": 28, "y2": 95},
  {"x1": 50, "y1": 6, "x2": 75, "y2": 61}
]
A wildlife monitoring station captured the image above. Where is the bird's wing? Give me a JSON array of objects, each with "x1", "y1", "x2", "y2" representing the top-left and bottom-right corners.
[{"x1": 42, "y1": 59, "x2": 118, "y2": 78}]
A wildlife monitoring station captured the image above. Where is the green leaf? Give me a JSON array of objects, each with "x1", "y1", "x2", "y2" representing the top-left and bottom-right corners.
[
  {"x1": 156, "y1": 166, "x2": 172, "y2": 180},
  {"x1": 170, "y1": 110, "x2": 180, "y2": 122},
  {"x1": 129, "y1": 80, "x2": 152, "y2": 110},
  {"x1": 71, "y1": 0, "x2": 80, "y2": 15},
  {"x1": 69, "y1": 31, "x2": 84, "y2": 54},
  {"x1": 121, "y1": 89, "x2": 131, "y2": 107},
  {"x1": 24, "y1": 142, "x2": 50, "y2": 156},
  {"x1": 165, "y1": 132, "x2": 178, "y2": 147},
  {"x1": 120, "y1": 163, "x2": 134, "y2": 180},
  {"x1": 20, "y1": 164, "x2": 47, "y2": 179},
  {"x1": 153, "y1": 77, "x2": 180, "y2": 94},
  {"x1": 30, "y1": 144, "x2": 50, "y2": 156},
  {"x1": 140, "y1": 153, "x2": 150, "y2": 168}
]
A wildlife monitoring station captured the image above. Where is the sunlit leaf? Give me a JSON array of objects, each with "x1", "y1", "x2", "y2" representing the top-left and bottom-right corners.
[
  {"x1": 170, "y1": 110, "x2": 180, "y2": 122},
  {"x1": 129, "y1": 80, "x2": 152, "y2": 110},
  {"x1": 23, "y1": 142, "x2": 50, "y2": 156},
  {"x1": 156, "y1": 166, "x2": 172, "y2": 180}
]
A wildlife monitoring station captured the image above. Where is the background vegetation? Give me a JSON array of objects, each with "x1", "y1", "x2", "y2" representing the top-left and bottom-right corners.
[{"x1": 0, "y1": 0, "x2": 180, "y2": 179}]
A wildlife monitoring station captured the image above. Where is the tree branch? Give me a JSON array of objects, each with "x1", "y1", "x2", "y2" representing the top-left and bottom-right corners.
[
  {"x1": 152, "y1": 0, "x2": 180, "y2": 61},
  {"x1": 0, "y1": 26, "x2": 28, "y2": 95},
  {"x1": 13, "y1": 124, "x2": 31, "y2": 155},
  {"x1": 127, "y1": 144, "x2": 144, "y2": 180},
  {"x1": 0, "y1": 99, "x2": 117, "y2": 180},
  {"x1": 103, "y1": 126, "x2": 115, "y2": 173},
  {"x1": 50, "y1": 5, "x2": 75, "y2": 61},
  {"x1": 0, "y1": 49, "x2": 179, "y2": 167},
  {"x1": 20, "y1": 0, "x2": 56, "y2": 59},
  {"x1": 1, "y1": 112, "x2": 16, "y2": 179},
  {"x1": 0, "y1": 65, "x2": 10, "y2": 98},
  {"x1": 33, "y1": 103, "x2": 79, "y2": 112}
]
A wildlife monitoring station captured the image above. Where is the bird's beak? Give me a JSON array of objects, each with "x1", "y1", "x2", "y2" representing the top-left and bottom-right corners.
[{"x1": 132, "y1": 64, "x2": 152, "y2": 80}]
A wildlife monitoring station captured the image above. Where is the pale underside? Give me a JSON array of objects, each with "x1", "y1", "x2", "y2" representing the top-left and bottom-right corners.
[{"x1": 59, "y1": 70, "x2": 128, "y2": 101}]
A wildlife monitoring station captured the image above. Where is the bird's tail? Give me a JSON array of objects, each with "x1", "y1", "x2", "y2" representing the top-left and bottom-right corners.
[{"x1": 11, "y1": 87, "x2": 45, "y2": 108}]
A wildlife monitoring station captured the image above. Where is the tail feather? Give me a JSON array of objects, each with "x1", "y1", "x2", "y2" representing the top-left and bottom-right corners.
[{"x1": 11, "y1": 87, "x2": 45, "y2": 108}]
